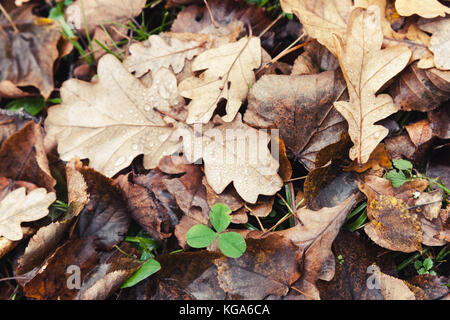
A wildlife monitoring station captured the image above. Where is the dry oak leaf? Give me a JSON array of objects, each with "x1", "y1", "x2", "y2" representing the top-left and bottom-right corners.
[
  {"x1": 0, "y1": 187, "x2": 56, "y2": 241},
  {"x1": 123, "y1": 33, "x2": 207, "y2": 77},
  {"x1": 45, "y1": 54, "x2": 186, "y2": 178},
  {"x1": 184, "y1": 114, "x2": 283, "y2": 203},
  {"x1": 418, "y1": 17, "x2": 450, "y2": 70},
  {"x1": 178, "y1": 36, "x2": 261, "y2": 124},
  {"x1": 333, "y1": 6, "x2": 411, "y2": 165},
  {"x1": 66, "y1": 0, "x2": 147, "y2": 34},
  {"x1": 280, "y1": 0, "x2": 354, "y2": 56},
  {"x1": 276, "y1": 194, "x2": 357, "y2": 300},
  {"x1": 395, "y1": 0, "x2": 450, "y2": 18}
]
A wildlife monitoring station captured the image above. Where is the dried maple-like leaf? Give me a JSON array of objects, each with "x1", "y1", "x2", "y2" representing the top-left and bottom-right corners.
[
  {"x1": 178, "y1": 37, "x2": 261, "y2": 123},
  {"x1": 0, "y1": 121, "x2": 56, "y2": 192},
  {"x1": 123, "y1": 33, "x2": 206, "y2": 77},
  {"x1": 395, "y1": 0, "x2": 450, "y2": 18},
  {"x1": 214, "y1": 233, "x2": 300, "y2": 299},
  {"x1": 0, "y1": 187, "x2": 55, "y2": 241},
  {"x1": 280, "y1": 0, "x2": 353, "y2": 56},
  {"x1": 388, "y1": 63, "x2": 450, "y2": 112},
  {"x1": 333, "y1": 6, "x2": 411, "y2": 165},
  {"x1": 244, "y1": 69, "x2": 348, "y2": 170},
  {"x1": 45, "y1": 54, "x2": 186, "y2": 178},
  {"x1": 184, "y1": 114, "x2": 283, "y2": 203},
  {"x1": 276, "y1": 194, "x2": 357, "y2": 300},
  {"x1": 0, "y1": 5, "x2": 62, "y2": 98}
]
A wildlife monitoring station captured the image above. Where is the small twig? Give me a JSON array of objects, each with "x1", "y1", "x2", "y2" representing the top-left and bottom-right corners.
[
  {"x1": 284, "y1": 176, "x2": 307, "y2": 183},
  {"x1": 290, "y1": 285, "x2": 317, "y2": 300},
  {"x1": 203, "y1": 0, "x2": 221, "y2": 29},
  {"x1": 258, "y1": 14, "x2": 282, "y2": 38},
  {"x1": 244, "y1": 204, "x2": 265, "y2": 232},
  {"x1": 256, "y1": 32, "x2": 308, "y2": 75},
  {"x1": 0, "y1": 108, "x2": 39, "y2": 122},
  {"x1": 0, "y1": 4, "x2": 19, "y2": 33}
]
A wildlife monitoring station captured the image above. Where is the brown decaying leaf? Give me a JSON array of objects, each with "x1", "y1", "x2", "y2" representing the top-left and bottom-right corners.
[
  {"x1": 115, "y1": 169, "x2": 183, "y2": 242},
  {"x1": 178, "y1": 36, "x2": 261, "y2": 124},
  {"x1": 15, "y1": 202, "x2": 84, "y2": 275},
  {"x1": 389, "y1": 62, "x2": 450, "y2": 112},
  {"x1": 359, "y1": 175, "x2": 430, "y2": 253},
  {"x1": 404, "y1": 119, "x2": 434, "y2": 148},
  {"x1": 143, "y1": 251, "x2": 224, "y2": 300},
  {"x1": 384, "y1": 132, "x2": 431, "y2": 168},
  {"x1": 45, "y1": 54, "x2": 185, "y2": 178},
  {"x1": 244, "y1": 69, "x2": 347, "y2": 171},
  {"x1": 276, "y1": 194, "x2": 357, "y2": 300},
  {"x1": 428, "y1": 103, "x2": 450, "y2": 139},
  {"x1": 426, "y1": 144, "x2": 450, "y2": 188},
  {"x1": 73, "y1": 161, "x2": 131, "y2": 250},
  {"x1": 23, "y1": 238, "x2": 99, "y2": 300},
  {"x1": 158, "y1": 156, "x2": 210, "y2": 222},
  {"x1": 215, "y1": 233, "x2": 301, "y2": 299},
  {"x1": 333, "y1": 6, "x2": 411, "y2": 165},
  {"x1": 315, "y1": 231, "x2": 397, "y2": 300},
  {"x1": 0, "y1": 5, "x2": 62, "y2": 99},
  {"x1": 291, "y1": 40, "x2": 339, "y2": 76},
  {"x1": 0, "y1": 114, "x2": 28, "y2": 147},
  {"x1": 343, "y1": 143, "x2": 391, "y2": 173},
  {"x1": 0, "y1": 121, "x2": 56, "y2": 192},
  {"x1": 303, "y1": 133, "x2": 360, "y2": 210}
]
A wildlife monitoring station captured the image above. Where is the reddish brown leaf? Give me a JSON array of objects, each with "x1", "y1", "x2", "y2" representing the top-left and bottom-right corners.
[
  {"x1": 244, "y1": 69, "x2": 347, "y2": 170},
  {"x1": 0, "y1": 121, "x2": 56, "y2": 192},
  {"x1": 0, "y1": 5, "x2": 62, "y2": 98},
  {"x1": 23, "y1": 238, "x2": 99, "y2": 300},
  {"x1": 389, "y1": 62, "x2": 450, "y2": 112},
  {"x1": 215, "y1": 233, "x2": 301, "y2": 299}
]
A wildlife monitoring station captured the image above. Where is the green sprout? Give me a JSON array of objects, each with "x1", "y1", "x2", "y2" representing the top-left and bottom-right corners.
[{"x1": 186, "y1": 203, "x2": 247, "y2": 258}]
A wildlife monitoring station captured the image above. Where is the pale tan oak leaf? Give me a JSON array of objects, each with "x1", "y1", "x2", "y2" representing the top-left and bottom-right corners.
[
  {"x1": 178, "y1": 36, "x2": 261, "y2": 124},
  {"x1": 395, "y1": 0, "x2": 450, "y2": 18},
  {"x1": 45, "y1": 54, "x2": 186, "y2": 177},
  {"x1": 123, "y1": 33, "x2": 206, "y2": 77},
  {"x1": 183, "y1": 114, "x2": 283, "y2": 204},
  {"x1": 0, "y1": 188, "x2": 56, "y2": 241},
  {"x1": 333, "y1": 6, "x2": 411, "y2": 165},
  {"x1": 280, "y1": 0, "x2": 354, "y2": 56}
]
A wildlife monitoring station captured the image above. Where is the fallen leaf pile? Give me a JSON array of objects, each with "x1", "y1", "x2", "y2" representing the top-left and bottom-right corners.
[{"x1": 0, "y1": 0, "x2": 449, "y2": 301}]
